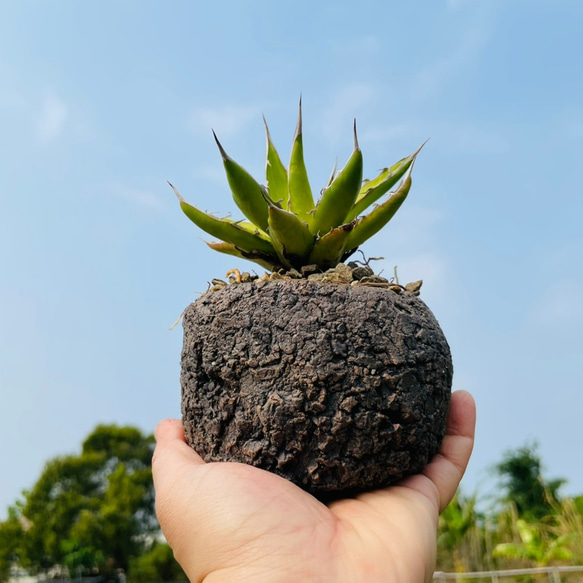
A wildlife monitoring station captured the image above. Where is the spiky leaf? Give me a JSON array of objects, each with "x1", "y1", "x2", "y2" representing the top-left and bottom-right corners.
[
  {"x1": 287, "y1": 99, "x2": 315, "y2": 222},
  {"x1": 213, "y1": 132, "x2": 269, "y2": 232},
  {"x1": 308, "y1": 223, "x2": 356, "y2": 269},
  {"x1": 346, "y1": 140, "x2": 426, "y2": 221},
  {"x1": 170, "y1": 183, "x2": 275, "y2": 255},
  {"x1": 206, "y1": 241, "x2": 280, "y2": 271},
  {"x1": 311, "y1": 121, "x2": 363, "y2": 236},
  {"x1": 174, "y1": 104, "x2": 422, "y2": 272},
  {"x1": 325, "y1": 159, "x2": 338, "y2": 188},
  {"x1": 264, "y1": 192, "x2": 314, "y2": 268},
  {"x1": 345, "y1": 169, "x2": 412, "y2": 250},
  {"x1": 264, "y1": 117, "x2": 289, "y2": 208}
]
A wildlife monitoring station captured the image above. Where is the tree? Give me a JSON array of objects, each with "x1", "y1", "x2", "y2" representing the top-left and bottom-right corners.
[
  {"x1": 127, "y1": 542, "x2": 187, "y2": 583},
  {"x1": 495, "y1": 442, "x2": 565, "y2": 520},
  {"x1": 10, "y1": 424, "x2": 156, "y2": 578},
  {"x1": 0, "y1": 507, "x2": 24, "y2": 583}
]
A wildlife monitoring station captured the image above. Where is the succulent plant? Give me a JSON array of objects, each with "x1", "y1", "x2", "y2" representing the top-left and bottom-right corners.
[
  {"x1": 170, "y1": 101, "x2": 425, "y2": 272},
  {"x1": 175, "y1": 102, "x2": 451, "y2": 497}
]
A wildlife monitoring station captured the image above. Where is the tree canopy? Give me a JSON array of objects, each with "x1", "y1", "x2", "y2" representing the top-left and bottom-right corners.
[
  {"x1": 1, "y1": 425, "x2": 159, "y2": 581},
  {"x1": 495, "y1": 442, "x2": 565, "y2": 520}
]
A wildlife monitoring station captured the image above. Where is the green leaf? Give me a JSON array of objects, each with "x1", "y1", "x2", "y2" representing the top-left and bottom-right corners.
[
  {"x1": 264, "y1": 117, "x2": 289, "y2": 208},
  {"x1": 493, "y1": 543, "x2": 529, "y2": 561},
  {"x1": 206, "y1": 241, "x2": 281, "y2": 271},
  {"x1": 213, "y1": 132, "x2": 270, "y2": 232},
  {"x1": 287, "y1": 98, "x2": 315, "y2": 222},
  {"x1": 311, "y1": 121, "x2": 363, "y2": 236},
  {"x1": 346, "y1": 140, "x2": 426, "y2": 221},
  {"x1": 344, "y1": 169, "x2": 412, "y2": 250},
  {"x1": 308, "y1": 222, "x2": 356, "y2": 269},
  {"x1": 325, "y1": 158, "x2": 338, "y2": 188},
  {"x1": 230, "y1": 220, "x2": 270, "y2": 237},
  {"x1": 516, "y1": 519, "x2": 536, "y2": 545},
  {"x1": 264, "y1": 192, "x2": 315, "y2": 268},
  {"x1": 170, "y1": 183, "x2": 276, "y2": 255}
]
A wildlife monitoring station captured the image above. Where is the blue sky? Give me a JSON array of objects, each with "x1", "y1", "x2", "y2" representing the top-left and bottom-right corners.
[{"x1": 1, "y1": 0, "x2": 582, "y2": 516}]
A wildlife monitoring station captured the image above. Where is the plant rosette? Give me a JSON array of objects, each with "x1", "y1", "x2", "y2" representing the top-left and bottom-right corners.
[{"x1": 173, "y1": 102, "x2": 452, "y2": 500}]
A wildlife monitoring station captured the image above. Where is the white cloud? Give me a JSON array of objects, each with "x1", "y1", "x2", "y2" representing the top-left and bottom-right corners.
[
  {"x1": 359, "y1": 123, "x2": 414, "y2": 146},
  {"x1": 446, "y1": 0, "x2": 489, "y2": 10},
  {"x1": 111, "y1": 182, "x2": 166, "y2": 210},
  {"x1": 36, "y1": 94, "x2": 67, "y2": 142},
  {"x1": 435, "y1": 120, "x2": 508, "y2": 154},
  {"x1": 330, "y1": 36, "x2": 381, "y2": 56},
  {"x1": 522, "y1": 241, "x2": 583, "y2": 328},
  {"x1": 410, "y1": 22, "x2": 491, "y2": 100},
  {"x1": 528, "y1": 281, "x2": 583, "y2": 328},
  {"x1": 0, "y1": 88, "x2": 24, "y2": 110},
  {"x1": 192, "y1": 164, "x2": 227, "y2": 187},
  {"x1": 361, "y1": 118, "x2": 507, "y2": 155},
  {"x1": 446, "y1": 0, "x2": 466, "y2": 9},
  {"x1": 320, "y1": 83, "x2": 375, "y2": 146},
  {"x1": 556, "y1": 109, "x2": 583, "y2": 141},
  {"x1": 188, "y1": 104, "x2": 260, "y2": 138}
]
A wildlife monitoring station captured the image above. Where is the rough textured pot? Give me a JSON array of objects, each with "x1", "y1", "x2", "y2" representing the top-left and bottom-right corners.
[{"x1": 181, "y1": 278, "x2": 452, "y2": 499}]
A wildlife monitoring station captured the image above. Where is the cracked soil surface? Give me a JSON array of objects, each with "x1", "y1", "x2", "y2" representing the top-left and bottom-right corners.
[{"x1": 181, "y1": 277, "x2": 452, "y2": 499}]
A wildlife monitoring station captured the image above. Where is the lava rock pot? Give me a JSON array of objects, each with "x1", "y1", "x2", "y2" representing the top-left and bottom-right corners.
[{"x1": 181, "y1": 278, "x2": 452, "y2": 499}]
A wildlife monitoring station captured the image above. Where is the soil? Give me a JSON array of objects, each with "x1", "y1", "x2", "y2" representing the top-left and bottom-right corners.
[{"x1": 181, "y1": 276, "x2": 452, "y2": 499}]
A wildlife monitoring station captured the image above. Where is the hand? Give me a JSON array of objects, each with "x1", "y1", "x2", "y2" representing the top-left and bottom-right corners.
[{"x1": 153, "y1": 390, "x2": 476, "y2": 583}]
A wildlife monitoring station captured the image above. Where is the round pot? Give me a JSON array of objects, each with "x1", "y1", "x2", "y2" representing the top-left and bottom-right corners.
[{"x1": 181, "y1": 278, "x2": 452, "y2": 499}]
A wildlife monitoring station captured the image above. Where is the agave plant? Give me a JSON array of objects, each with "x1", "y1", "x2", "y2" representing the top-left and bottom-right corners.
[
  {"x1": 175, "y1": 102, "x2": 450, "y2": 499},
  {"x1": 170, "y1": 101, "x2": 424, "y2": 272}
]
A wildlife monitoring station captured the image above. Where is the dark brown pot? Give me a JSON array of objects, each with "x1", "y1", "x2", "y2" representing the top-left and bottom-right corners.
[{"x1": 181, "y1": 278, "x2": 452, "y2": 499}]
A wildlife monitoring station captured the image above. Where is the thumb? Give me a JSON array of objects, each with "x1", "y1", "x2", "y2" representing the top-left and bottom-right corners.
[
  {"x1": 152, "y1": 419, "x2": 206, "y2": 546},
  {"x1": 423, "y1": 390, "x2": 476, "y2": 512},
  {"x1": 399, "y1": 390, "x2": 476, "y2": 514},
  {"x1": 152, "y1": 418, "x2": 205, "y2": 496}
]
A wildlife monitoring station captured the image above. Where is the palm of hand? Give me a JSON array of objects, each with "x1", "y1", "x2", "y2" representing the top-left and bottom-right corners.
[{"x1": 153, "y1": 391, "x2": 475, "y2": 583}]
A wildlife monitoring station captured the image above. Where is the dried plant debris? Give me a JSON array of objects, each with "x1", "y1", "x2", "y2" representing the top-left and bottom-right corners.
[{"x1": 206, "y1": 262, "x2": 422, "y2": 296}]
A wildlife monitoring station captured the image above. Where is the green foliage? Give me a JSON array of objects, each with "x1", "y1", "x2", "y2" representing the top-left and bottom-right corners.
[
  {"x1": 5, "y1": 424, "x2": 155, "y2": 578},
  {"x1": 173, "y1": 101, "x2": 424, "y2": 271},
  {"x1": 437, "y1": 492, "x2": 490, "y2": 573},
  {"x1": 60, "y1": 538, "x2": 104, "y2": 577},
  {"x1": 0, "y1": 507, "x2": 24, "y2": 583},
  {"x1": 493, "y1": 518, "x2": 573, "y2": 567},
  {"x1": 436, "y1": 492, "x2": 583, "y2": 574},
  {"x1": 495, "y1": 442, "x2": 564, "y2": 520},
  {"x1": 439, "y1": 492, "x2": 479, "y2": 550},
  {"x1": 82, "y1": 424, "x2": 154, "y2": 467},
  {"x1": 127, "y1": 542, "x2": 186, "y2": 583},
  {"x1": 3, "y1": 431, "x2": 581, "y2": 580},
  {"x1": 436, "y1": 443, "x2": 582, "y2": 575},
  {"x1": 553, "y1": 497, "x2": 583, "y2": 565}
]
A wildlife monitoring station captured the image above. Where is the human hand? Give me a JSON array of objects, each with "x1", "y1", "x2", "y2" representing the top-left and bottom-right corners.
[{"x1": 152, "y1": 390, "x2": 476, "y2": 583}]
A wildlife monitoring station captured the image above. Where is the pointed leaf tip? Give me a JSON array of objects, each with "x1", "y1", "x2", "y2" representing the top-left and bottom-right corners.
[
  {"x1": 353, "y1": 119, "x2": 359, "y2": 150},
  {"x1": 294, "y1": 97, "x2": 303, "y2": 140},
  {"x1": 168, "y1": 181, "x2": 184, "y2": 202},
  {"x1": 413, "y1": 138, "x2": 430, "y2": 158},
  {"x1": 263, "y1": 115, "x2": 274, "y2": 143},
  {"x1": 212, "y1": 130, "x2": 229, "y2": 162}
]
